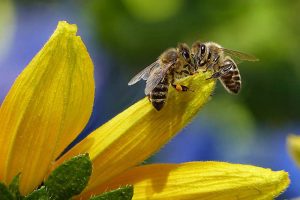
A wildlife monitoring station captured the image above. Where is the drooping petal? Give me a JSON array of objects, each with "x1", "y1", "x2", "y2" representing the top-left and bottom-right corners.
[
  {"x1": 0, "y1": 21, "x2": 94, "y2": 194},
  {"x1": 287, "y1": 134, "x2": 300, "y2": 167},
  {"x1": 80, "y1": 162, "x2": 290, "y2": 200},
  {"x1": 54, "y1": 72, "x2": 216, "y2": 193}
]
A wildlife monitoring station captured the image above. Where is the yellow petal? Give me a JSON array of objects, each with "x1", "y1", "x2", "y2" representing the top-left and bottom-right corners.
[
  {"x1": 287, "y1": 134, "x2": 300, "y2": 167},
  {"x1": 54, "y1": 72, "x2": 215, "y2": 193},
  {"x1": 80, "y1": 162, "x2": 290, "y2": 200},
  {"x1": 0, "y1": 21, "x2": 94, "y2": 194}
]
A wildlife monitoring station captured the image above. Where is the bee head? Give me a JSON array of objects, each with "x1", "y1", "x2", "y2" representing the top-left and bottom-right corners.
[
  {"x1": 177, "y1": 43, "x2": 191, "y2": 62},
  {"x1": 191, "y1": 42, "x2": 208, "y2": 67},
  {"x1": 178, "y1": 43, "x2": 197, "y2": 71}
]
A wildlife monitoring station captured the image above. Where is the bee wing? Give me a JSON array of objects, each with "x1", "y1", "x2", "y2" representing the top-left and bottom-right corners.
[
  {"x1": 144, "y1": 62, "x2": 174, "y2": 95},
  {"x1": 128, "y1": 61, "x2": 160, "y2": 85},
  {"x1": 220, "y1": 48, "x2": 259, "y2": 62}
]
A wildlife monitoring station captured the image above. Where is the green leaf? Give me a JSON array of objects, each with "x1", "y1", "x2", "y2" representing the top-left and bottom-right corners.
[
  {"x1": 89, "y1": 185, "x2": 133, "y2": 200},
  {"x1": 0, "y1": 182, "x2": 14, "y2": 200},
  {"x1": 44, "y1": 153, "x2": 92, "y2": 200},
  {"x1": 8, "y1": 173, "x2": 23, "y2": 200},
  {"x1": 24, "y1": 187, "x2": 49, "y2": 200}
]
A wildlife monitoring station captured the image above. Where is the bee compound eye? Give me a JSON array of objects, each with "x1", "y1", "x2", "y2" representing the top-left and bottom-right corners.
[
  {"x1": 182, "y1": 51, "x2": 190, "y2": 59},
  {"x1": 200, "y1": 44, "x2": 206, "y2": 55}
]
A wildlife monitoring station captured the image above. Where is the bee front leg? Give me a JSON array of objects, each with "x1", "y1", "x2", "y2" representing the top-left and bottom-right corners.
[
  {"x1": 203, "y1": 65, "x2": 209, "y2": 73},
  {"x1": 203, "y1": 63, "x2": 214, "y2": 73}
]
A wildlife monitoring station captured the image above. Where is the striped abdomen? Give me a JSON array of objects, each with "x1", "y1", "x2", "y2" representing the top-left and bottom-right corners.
[
  {"x1": 219, "y1": 60, "x2": 241, "y2": 94},
  {"x1": 149, "y1": 76, "x2": 169, "y2": 111}
]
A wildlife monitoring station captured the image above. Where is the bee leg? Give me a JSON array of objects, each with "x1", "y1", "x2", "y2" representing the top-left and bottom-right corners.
[
  {"x1": 203, "y1": 66, "x2": 209, "y2": 73},
  {"x1": 203, "y1": 64, "x2": 213, "y2": 73},
  {"x1": 187, "y1": 64, "x2": 198, "y2": 75},
  {"x1": 206, "y1": 71, "x2": 222, "y2": 80},
  {"x1": 172, "y1": 84, "x2": 193, "y2": 92},
  {"x1": 170, "y1": 73, "x2": 193, "y2": 92},
  {"x1": 147, "y1": 94, "x2": 151, "y2": 102},
  {"x1": 190, "y1": 70, "x2": 199, "y2": 75}
]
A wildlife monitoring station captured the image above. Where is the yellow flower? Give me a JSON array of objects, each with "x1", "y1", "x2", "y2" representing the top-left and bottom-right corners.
[
  {"x1": 0, "y1": 21, "x2": 290, "y2": 199},
  {"x1": 287, "y1": 134, "x2": 300, "y2": 167}
]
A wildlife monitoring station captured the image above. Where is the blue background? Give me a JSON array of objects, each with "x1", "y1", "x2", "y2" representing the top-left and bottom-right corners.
[{"x1": 0, "y1": 0, "x2": 299, "y2": 198}]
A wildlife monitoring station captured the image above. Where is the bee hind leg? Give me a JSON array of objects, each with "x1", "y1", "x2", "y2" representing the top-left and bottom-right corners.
[
  {"x1": 206, "y1": 62, "x2": 233, "y2": 80},
  {"x1": 206, "y1": 71, "x2": 222, "y2": 80},
  {"x1": 172, "y1": 84, "x2": 194, "y2": 92},
  {"x1": 147, "y1": 94, "x2": 151, "y2": 102}
]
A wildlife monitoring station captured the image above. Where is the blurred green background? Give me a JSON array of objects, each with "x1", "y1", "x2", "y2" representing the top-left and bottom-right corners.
[
  {"x1": 0, "y1": 0, "x2": 299, "y2": 198},
  {"x1": 88, "y1": 0, "x2": 300, "y2": 123}
]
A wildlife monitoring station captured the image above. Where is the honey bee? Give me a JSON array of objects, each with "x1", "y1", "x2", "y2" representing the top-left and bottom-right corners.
[
  {"x1": 128, "y1": 43, "x2": 196, "y2": 111},
  {"x1": 191, "y1": 41, "x2": 258, "y2": 94},
  {"x1": 129, "y1": 41, "x2": 258, "y2": 110}
]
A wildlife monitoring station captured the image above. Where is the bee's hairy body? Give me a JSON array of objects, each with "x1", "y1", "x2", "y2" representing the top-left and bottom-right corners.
[
  {"x1": 191, "y1": 42, "x2": 246, "y2": 94},
  {"x1": 148, "y1": 49, "x2": 194, "y2": 110},
  {"x1": 148, "y1": 75, "x2": 169, "y2": 111},
  {"x1": 128, "y1": 41, "x2": 257, "y2": 110}
]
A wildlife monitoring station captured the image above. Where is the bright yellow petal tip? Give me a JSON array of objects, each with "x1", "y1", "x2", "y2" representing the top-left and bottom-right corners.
[
  {"x1": 287, "y1": 134, "x2": 300, "y2": 167},
  {"x1": 0, "y1": 21, "x2": 94, "y2": 194},
  {"x1": 82, "y1": 162, "x2": 290, "y2": 200},
  {"x1": 55, "y1": 72, "x2": 216, "y2": 193}
]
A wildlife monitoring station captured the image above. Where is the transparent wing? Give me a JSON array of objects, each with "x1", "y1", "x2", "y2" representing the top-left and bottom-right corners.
[
  {"x1": 128, "y1": 61, "x2": 160, "y2": 85},
  {"x1": 220, "y1": 48, "x2": 259, "y2": 62},
  {"x1": 144, "y1": 62, "x2": 174, "y2": 95}
]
